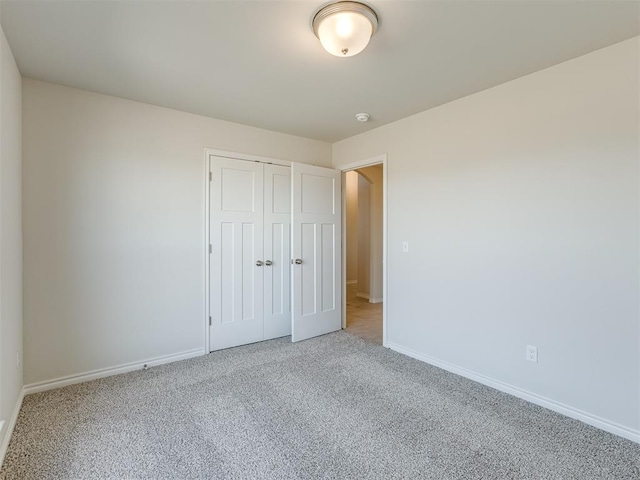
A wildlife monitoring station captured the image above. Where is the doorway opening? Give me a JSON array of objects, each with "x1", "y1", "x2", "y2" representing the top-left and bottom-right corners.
[{"x1": 342, "y1": 162, "x2": 384, "y2": 344}]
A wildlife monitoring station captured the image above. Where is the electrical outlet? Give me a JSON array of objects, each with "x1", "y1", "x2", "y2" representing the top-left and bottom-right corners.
[
  {"x1": 526, "y1": 345, "x2": 538, "y2": 363},
  {"x1": 402, "y1": 241, "x2": 409, "y2": 253}
]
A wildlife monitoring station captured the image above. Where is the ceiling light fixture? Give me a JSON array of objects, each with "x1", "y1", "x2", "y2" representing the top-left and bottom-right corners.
[{"x1": 312, "y1": 2, "x2": 378, "y2": 57}]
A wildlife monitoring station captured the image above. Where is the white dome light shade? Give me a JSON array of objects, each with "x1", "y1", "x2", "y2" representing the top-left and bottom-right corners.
[
  {"x1": 313, "y1": 2, "x2": 378, "y2": 57},
  {"x1": 317, "y1": 11, "x2": 372, "y2": 57}
]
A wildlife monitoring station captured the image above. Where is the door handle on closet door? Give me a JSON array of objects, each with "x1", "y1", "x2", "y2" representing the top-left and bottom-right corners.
[
  {"x1": 265, "y1": 260, "x2": 273, "y2": 266},
  {"x1": 256, "y1": 260, "x2": 264, "y2": 266},
  {"x1": 294, "y1": 259, "x2": 302, "y2": 265}
]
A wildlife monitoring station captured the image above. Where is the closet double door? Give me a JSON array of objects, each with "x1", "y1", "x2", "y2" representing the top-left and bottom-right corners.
[
  {"x1": 209, "y1": 157, "x2": 292, "y2": 351},
  {"x1": 209, "y1": 155, "x2": 342, "y2": 352}
]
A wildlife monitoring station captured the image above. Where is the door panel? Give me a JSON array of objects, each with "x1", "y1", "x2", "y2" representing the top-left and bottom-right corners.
[
  {"x1": 220, "y1": 222, "x2": 235, "y2": 324},
  {"x1": 321, "y1": 223, "x2": 336, "y2": 311},
  {"x1": 221, "y1": 169, "x2": 256, "y2": 212},
  {"x1": 263, "y1": 164, "x2": 292, "y2": 340},
  {"x1": 301, "y1": 223, "x2": 316, "y2": 316},
  {"x1": 292, "y1": 163, "x2": 342, "y2": 342},
  {"x1": 301, "y1": 174, "x2": 335, "y2": 214},
  {"x1": 210, "y1": 157, "x2": 264, "y2": 350},
  {"x1": 241, "y1": 223, "x2": 257, "y2": 320}
]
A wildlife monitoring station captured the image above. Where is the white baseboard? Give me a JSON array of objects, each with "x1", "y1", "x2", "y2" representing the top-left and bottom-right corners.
[
  {"x1": 3, "y1": 347, "x2": 204, "y2": 467},
  {"x1": 386, "y1": 342, "x2": 640, "y2": 444},
  {"x1": 356, "y1": 292, "x2": 383, "y2": 303},
  {"x1": 346, "y1": 280, "x2": 358, "y2": 285},
  {"x1": 24, "y1": 348, "x2": 205, "y2": 395},
  {"x1": 0, "y1": 388, "x2": 25, "y2": 469}
]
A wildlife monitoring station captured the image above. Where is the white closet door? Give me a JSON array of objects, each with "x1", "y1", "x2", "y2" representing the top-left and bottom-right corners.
[
  {"x1": 263, "y1": 164, "x2": 292, "y2": 340},
  {"x1": 210, "y1": 157, "x2": 264, "y2": 351},
  {"x1": 291, "y1": 162, "x2": 342, "y2": 342}
]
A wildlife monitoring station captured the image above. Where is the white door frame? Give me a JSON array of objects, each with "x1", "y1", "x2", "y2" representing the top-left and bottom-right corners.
[
  {"x1": 339, "y1": 154, "x2": 388, "y2": 347},
  {"x1": 203, "y1": 148, "x2": 292, "y2": 354}
]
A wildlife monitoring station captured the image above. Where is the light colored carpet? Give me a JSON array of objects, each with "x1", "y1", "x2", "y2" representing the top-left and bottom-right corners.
[{"x1": 1, "y1": 332, "x2": 639, "y2": 479}]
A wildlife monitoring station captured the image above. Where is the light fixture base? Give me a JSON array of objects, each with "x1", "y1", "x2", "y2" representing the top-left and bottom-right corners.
[
  {"x1": 312, "y1": 2, "x2": 379, "y2": 38},
  {"x1": 355, "y1": 113, "x2": 370, "y2": 122}
]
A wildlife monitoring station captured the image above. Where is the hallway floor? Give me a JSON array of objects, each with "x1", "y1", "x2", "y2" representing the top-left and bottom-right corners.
[{"x1": 345, "y1": 283, "x2": 383, "y2": 344}]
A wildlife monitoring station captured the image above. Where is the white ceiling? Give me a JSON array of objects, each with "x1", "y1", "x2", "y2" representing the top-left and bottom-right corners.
[{"x1": 1, "y1": 0, "x2": 638, "y2": 143}]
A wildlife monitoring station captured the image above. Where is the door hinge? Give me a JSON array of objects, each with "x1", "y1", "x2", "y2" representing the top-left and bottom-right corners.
[
  {"x1": 209, "y1": 172, "x2": 212, "y2": 182},
  {"x1": 209, "y1": 244, "x2": 212, "y2": 254},
  {"x1": 209, "y1": 316, "x2": 212, "y2": 326}
]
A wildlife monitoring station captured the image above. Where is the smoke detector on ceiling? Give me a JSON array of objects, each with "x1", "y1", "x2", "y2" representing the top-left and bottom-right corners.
[{"x1": 355, "y1": 113, "x2": 370, "y2": 122}]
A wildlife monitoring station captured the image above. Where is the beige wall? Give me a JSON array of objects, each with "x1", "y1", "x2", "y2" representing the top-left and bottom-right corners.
[
  {"x1": 356, "y1": 174, "x2": 370, "y2": 296},
  {"x1": 22, "y1": 79, "x2": 331, "y2": 386},
  {"x1": 358, "y1": 165, "x2": 383, "y2": 303},
  {"x1": 0, "y1": 25, "x2": 23, "y2": 460},
  {"x1": 345, "y1": 171, "x2": 358, "y2": 283},
  {"x1": 333, "y1": 38, "x2": 640, "y2": 438}
]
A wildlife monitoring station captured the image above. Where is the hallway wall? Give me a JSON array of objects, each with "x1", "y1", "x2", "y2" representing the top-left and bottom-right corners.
[{"x1": 345, "y1": 171, "x2": 359, "y2": 284}]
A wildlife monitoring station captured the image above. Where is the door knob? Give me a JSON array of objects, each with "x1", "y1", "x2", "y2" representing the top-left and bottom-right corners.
[
  {"x1": 256, "y1": 260, "x2": 264, "y2": 266},
  {"x1": 294, "y1": 259, "x2": 302, "y2": 265},
  {"x1": 265, "y1": 260, "x2": 273, "y2": 266}
]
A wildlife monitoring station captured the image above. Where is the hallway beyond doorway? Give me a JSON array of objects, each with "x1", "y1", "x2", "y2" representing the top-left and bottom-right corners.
[{"x1": 345, "y1": 283, "x2": 382, "y2": 344}]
